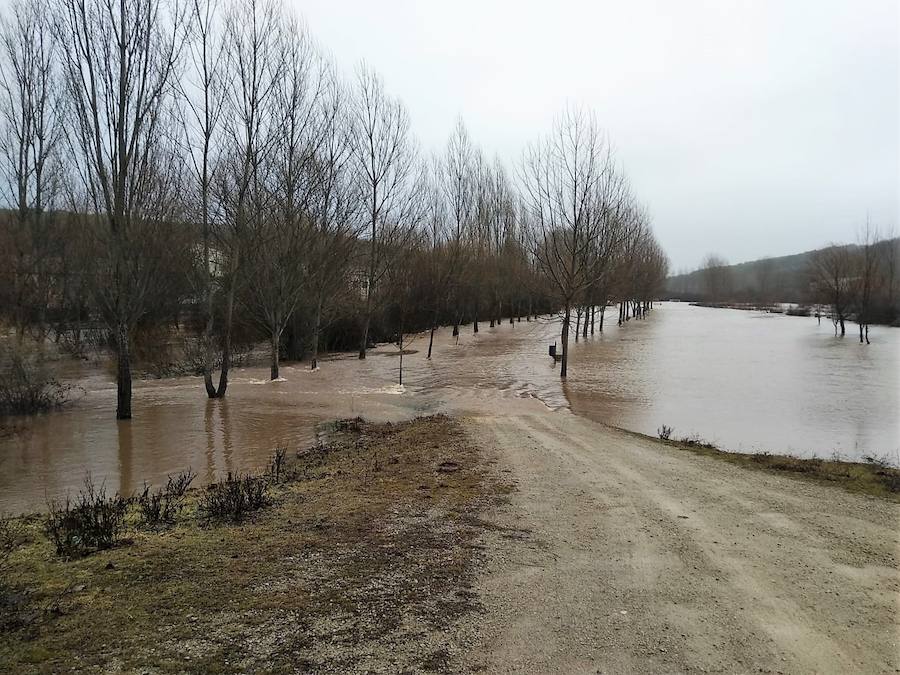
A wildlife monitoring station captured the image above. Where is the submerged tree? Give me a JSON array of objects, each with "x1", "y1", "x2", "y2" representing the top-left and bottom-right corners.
[
  {"x1": 55, "y1": 0, "x2": 183, "y2": 419},
  {"x1": 810, "y1": 245, "x2": 853, "y2": 336},
  {"x1": 520, "y1": 107, "x2": 619, "y2": 378}
]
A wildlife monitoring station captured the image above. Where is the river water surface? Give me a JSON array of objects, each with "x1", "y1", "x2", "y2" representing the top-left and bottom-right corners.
[{"x1": 2, "y1": 302, "x2": 898, "y2": 512}]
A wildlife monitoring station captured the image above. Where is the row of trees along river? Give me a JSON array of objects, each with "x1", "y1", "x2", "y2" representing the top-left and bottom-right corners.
[{"x1": 0, "y1": 0, "x2": 669, "y2": 419}]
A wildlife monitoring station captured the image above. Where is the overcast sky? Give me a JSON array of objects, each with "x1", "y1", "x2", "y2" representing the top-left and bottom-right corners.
[{"x1": 295, "y1": 0, "x2": 898, "y2": 271}]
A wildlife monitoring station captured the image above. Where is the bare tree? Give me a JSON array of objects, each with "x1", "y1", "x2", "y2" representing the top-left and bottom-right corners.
[
  {"x1": 520, "y1": 107, "x2": 615, "y2": 378},
  {"x1": 211, "y1": 0, "x2": 284, "y2": 393},
  {"x1": 853, "y1": 219, "x2": 880, "y2": 344},
  {"x1": 436, "y1": 117, "x2": 477, "y2": 345},
  {"x1": 350, "y1": 64, "x2": 426, "y2": 359},
  {"x1": 0, "y1": 0, "x2": 62, "y2": 337},
  {"x1": 700, "y1": 253, "x2": 733, "y2": 303},
  {"x1": 180, "y1": 0, "x2": 228, "y2": 397},
  {"x1": 810, "y1": 245, "x2": 853, "y2": 336},
  {"x1": 241, "y1": 16, "x2": 327, "y2": 380},
  {"x1": 55, "y1": 0, "x2": 183, "y2": 419},
  {"x1": 304, "y1": 73, "x2": 362, "y2": 370}
]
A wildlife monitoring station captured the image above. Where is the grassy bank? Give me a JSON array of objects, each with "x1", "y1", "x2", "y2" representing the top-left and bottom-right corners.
[
  {"x1": 0, "y1": 416, "x2": 507, "y2": 673},
  {"x1": 646, "y1": 431, "x2": 900, "y2": 502}
]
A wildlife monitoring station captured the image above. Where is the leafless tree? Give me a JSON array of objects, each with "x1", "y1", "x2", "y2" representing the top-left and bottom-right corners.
[
  {"x1": 304, "y1": 74, "x2": 362, "y2": 370},
  {"x1": 350, "y1": 64, "x2": 426, "y2": 359},
  {"x1": 754, "y1": 256, "x2": 776, "y2": 305},
  {"x1": 520, "y1": 107, "x2": 615, "y2": 378},
  {"x1": 0, "y1": 0, "x2": 62, "y2": 337},
  {"x1": 55, "y1": 0, "x2": 184, "y2": 419},
  {"x1": 211, "y1": 0, "x2": 284, "y2": 393},
  {"x1": 241, "y1": 16, "x2": 327, "y2": 379},
  {"x1": 852, "y1": 219, "x2": 880, "y2": 344},
  {"x1": 699, "y1": 253, "x2": 733, "y2": 303},
  {"x1": 810, "y1": 245, "x2": 853, "y2": 336},
  {"x1": 179, "y1": 0, "x2": 228, "y2": 397},
  {"x1": 437, "y1": 117, "x2": 477, "y2": 342}
]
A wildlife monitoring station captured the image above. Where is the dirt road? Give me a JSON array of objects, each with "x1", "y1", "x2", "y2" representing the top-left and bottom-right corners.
[{"x1": 460, "y1": 411, "x2": 900, "y2": 674}]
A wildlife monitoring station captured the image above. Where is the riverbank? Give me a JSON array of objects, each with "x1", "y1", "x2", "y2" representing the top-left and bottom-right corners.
[
  {"x1": 648, "y1": 429, "x2": 900, "y2": 501},
  {"x1": 2, "y1": 411, "x2": 898, "y2": 673},
  {"x1": 0, "y1": 416, "x2": 507, "y2": 673}
]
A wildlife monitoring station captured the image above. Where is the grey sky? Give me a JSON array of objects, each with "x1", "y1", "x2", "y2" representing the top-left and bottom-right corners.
[{"x1": 296, "y1": 0, "x2": 898, "y2": 271}]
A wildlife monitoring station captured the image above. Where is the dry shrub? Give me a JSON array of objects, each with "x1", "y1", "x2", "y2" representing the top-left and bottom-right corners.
[
  {"x1": 136, "y1": 469, "x2": 196, "y2": 527},
  {"x1": 0, "y1": 344, "x2": 73, "y2": 415},
  {"x1": 45, "y1": 477, "x2": 129, "y2": 558},
  {"x1": 199, "y1": 473, "x2": 269, "y2": 523}
]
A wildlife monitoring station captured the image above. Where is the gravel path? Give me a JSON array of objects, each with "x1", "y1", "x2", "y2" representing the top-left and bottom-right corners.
[{"x1": 461, "y1": 411, "x2": 900, "y2": 674}]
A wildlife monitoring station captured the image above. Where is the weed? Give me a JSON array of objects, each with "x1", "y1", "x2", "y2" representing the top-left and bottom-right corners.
[
  {"x1": 657, "y1": 424, "x2": 673, "y2": 441},
  {"x1": 269, "y1": 447, "x2": 288, "y2": 483}
]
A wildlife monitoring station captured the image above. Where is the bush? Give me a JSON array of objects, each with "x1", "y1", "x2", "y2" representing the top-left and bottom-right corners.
[
  {"x1": 45, "y1": 478, "x2": 129, "y2": 558},
  {"x1": 199, "y1": 473, "x2": 268, "y2": 523},
  {"x1": 136, "y1": 470, "x2": 196, "y2": 527},
  {"x1": 657, "y1": 425, "x2": 673, "y2": 441},
  {"x1": 0, "y1": 344, "x2": 73, "y2": 415}
]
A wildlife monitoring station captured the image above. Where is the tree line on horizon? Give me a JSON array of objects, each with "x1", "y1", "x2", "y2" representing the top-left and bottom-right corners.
[
  {"x1": 666, "y1": 230, "x2": 899, "y2": 341},
  {"x1": 0, "y1": 0, "x2": 669, "y2": 419}
]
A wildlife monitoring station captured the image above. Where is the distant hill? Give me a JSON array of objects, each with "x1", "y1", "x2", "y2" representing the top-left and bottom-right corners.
[{"x1": 665, "y1": 239, "x2": 900, "y2": 304}]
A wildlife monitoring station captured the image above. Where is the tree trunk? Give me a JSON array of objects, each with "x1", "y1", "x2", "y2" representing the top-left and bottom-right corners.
[
  {"x1": 574, "y1": 309, "x2": 581, "y2": 342},
  {"x1": 270, "y1": 331, "x2": 280, "y2": 380},
  {"x1": 215, "y1": 280, "x2": 236, "y2": 398},
  {"x1": 582, "y1": 306, "x2": 589, "y2": 338},
  {"x1": 427, "y1": 308, "x2": 438, "y2": 359},
  {"x1": 115, "y1": 322, "x2": 132, "y2": 420},
  {"x1": 359, "y1": 299, "x2": 372, "y2": 359},
  {"x1": 599, "y1": 305, "x2": 606, "y2": 332},
  {"x1": 839, "y1": 317, "x2": 845, "y2": 336},
  {"x1": 202, "y1": 309, "x2": 217, "y2": 398},
  {"x1": 560, "y1": 305, "x2": 571, "y2": 378},
  {"x1": 310, "y1": 296, "x2": 322, "y2": 370}
]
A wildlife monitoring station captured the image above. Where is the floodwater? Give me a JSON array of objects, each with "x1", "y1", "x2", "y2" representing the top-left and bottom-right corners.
[{"x1": 2, "y1": 302, "x2": 898, "y2": 512}]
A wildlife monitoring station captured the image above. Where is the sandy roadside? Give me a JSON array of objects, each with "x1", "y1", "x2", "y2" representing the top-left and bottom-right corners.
[{"x1": 457, "y1": 410, "x2": 900, "y2": 674}]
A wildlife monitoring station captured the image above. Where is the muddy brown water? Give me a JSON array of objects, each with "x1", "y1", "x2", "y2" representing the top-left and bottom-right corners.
[{"x1": 1, "y1": 302, "x2": 898, "y2": 513}]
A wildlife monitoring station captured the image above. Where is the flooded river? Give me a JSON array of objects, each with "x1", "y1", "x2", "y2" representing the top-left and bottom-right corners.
[{"x1": 2, "y1": 302, "x2": 898, "y2": 512}]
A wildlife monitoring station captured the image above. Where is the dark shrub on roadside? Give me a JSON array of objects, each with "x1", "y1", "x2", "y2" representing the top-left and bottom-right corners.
[
  {"x1": 199, "y1": 473, "x2": 268, "y2": 523},
  {"x1": 0, "y1": 344, "x2": 73, "y2": 415},
  {"x1": 45, "y1": 478, "x2": 129, "y2": 558},
  {"x1": 136, "y1": 469, "x2": 196, "y2": 527},
  {"x1": 657, "y1": 425, "x2": 673, "y2": 441}
]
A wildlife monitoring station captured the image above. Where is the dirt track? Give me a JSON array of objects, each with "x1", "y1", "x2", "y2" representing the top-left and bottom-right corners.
[{"x1": 460, "y1": 411, "x2": 900, "y2": 674}]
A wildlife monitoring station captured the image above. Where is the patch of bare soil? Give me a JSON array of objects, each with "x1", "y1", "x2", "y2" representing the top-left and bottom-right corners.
[{"x1": 0, "y1": 415, "x2": 507, "y2": 674}]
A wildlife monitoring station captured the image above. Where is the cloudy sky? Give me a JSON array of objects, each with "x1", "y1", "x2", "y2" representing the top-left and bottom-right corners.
[{"x1": 295, "y1": 0, "x2": 898, "y2": 271}]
